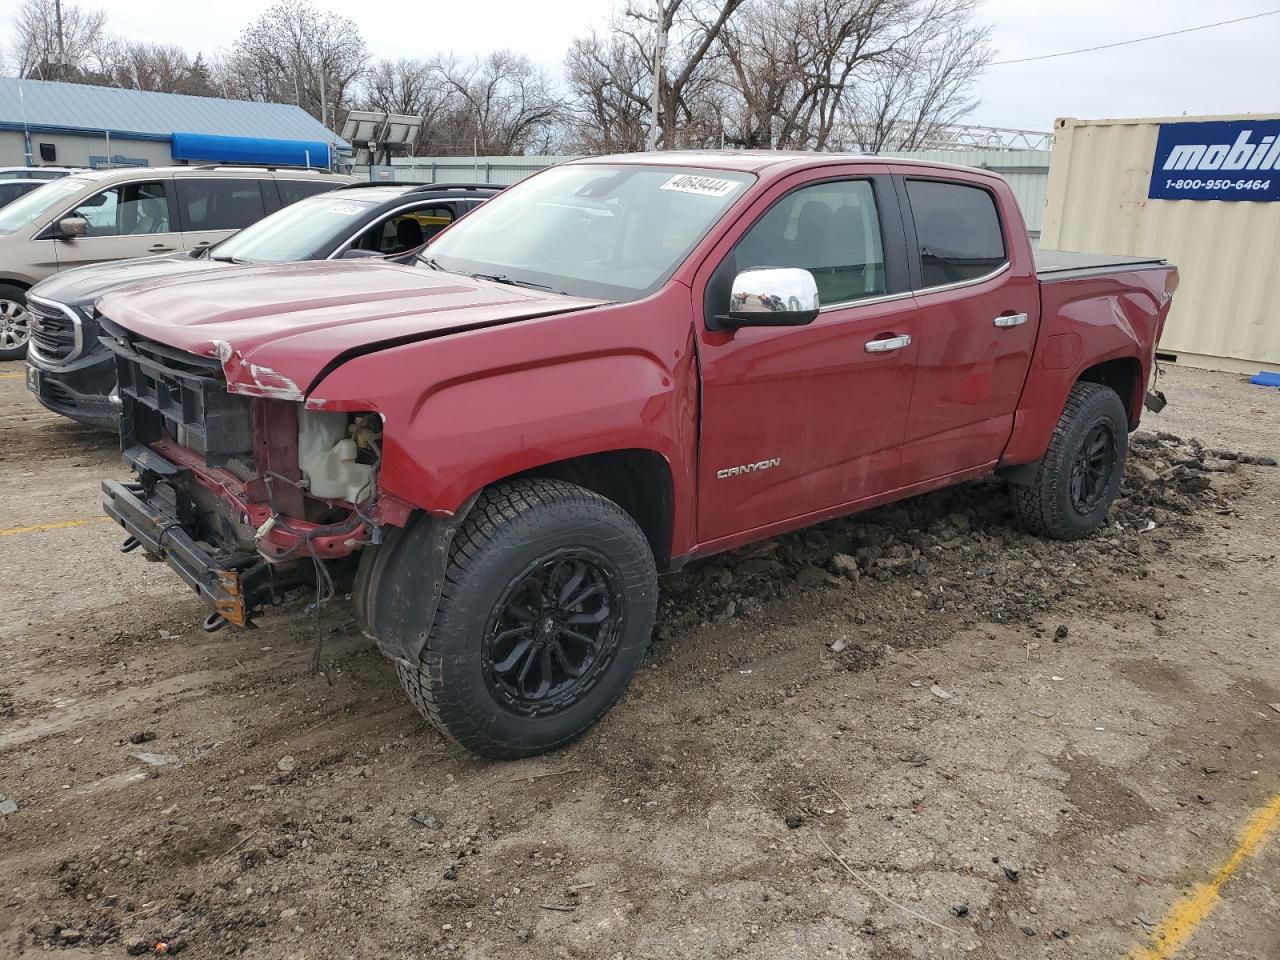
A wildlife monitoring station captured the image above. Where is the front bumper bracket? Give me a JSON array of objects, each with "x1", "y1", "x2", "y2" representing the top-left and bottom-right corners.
[{"x1": 102, "y1": 479, "x2": 266, "y2": 627}]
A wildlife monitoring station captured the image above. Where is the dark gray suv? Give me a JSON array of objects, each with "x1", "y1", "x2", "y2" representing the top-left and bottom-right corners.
[{"x1": 26, "y1": 181, "x2": 501, "y2": 428}]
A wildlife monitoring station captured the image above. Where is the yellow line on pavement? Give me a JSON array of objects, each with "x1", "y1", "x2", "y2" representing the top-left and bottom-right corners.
[
  {"x1": 0, "y1": 516, "x2": 113, "y2": 538},
  {"x1": 0, "y1": 372, "x2": 26, "y2": 379},
  {"x1": 1128, "y1": 792, "x2": 1280, "y2": 960}
]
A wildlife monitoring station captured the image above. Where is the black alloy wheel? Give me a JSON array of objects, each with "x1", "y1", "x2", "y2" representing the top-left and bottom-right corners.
[
  {"x1": 1009, "y1": 381, "x2": 1129, "y2": 541},
  {"x1": 483, "y1": 549, "x2": 625, "y2": 717},
  {"x1": 387, "y1": 478, "x2": 658, "y2": 758},
  {"x1": 1069, "y1": 421, "x2": 1117, "y2": 514}
]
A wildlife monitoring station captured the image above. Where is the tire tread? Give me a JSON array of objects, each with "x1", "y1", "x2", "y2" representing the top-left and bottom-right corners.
[
  {"x1": 1010, "y1": 381, "x2": 1126, "y2": 540},
  {"x1": 396, "y1": 478, "x2": 655, "y2": 758}
]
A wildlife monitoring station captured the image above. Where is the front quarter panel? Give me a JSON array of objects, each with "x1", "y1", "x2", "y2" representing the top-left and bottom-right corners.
[{"x1": 305, "y1": 286, "x2": 699, "y2": 553}]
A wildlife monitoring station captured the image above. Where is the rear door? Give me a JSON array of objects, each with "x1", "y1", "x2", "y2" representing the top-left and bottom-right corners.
[
  {"x1": 694, "y1": 166, "x2": 917, "y2": 544},
  {"x1": 894, "y1": 173, "x2": 1040, "y2": 486},
  {"x1": 53, "y1": 176, "x2": 183, "y2": 270},
  {"x1": 174, "y1": 177, "x2": 269, "y2": 255}
]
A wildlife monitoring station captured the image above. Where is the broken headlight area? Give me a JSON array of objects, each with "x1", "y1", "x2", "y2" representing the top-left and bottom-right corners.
[
  {"x1": 102, "y1": 321, "x2": 406, "y2": 628},
  {"x1": 126, "y1": 399, "x2": 388, "y2": 558}
]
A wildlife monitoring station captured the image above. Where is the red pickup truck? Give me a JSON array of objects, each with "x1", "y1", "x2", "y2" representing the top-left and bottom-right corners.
[{"x1": 98, "y1": 152, "x2": 1176, "y2": 758}]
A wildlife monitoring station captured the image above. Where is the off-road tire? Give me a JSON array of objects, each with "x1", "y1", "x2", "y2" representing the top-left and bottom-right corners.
[
  {"x1": 394, "y1": 479, "x2": 657, "y2": 759},
  {"x1": 0, "y1": 283, "x2": 30, "y2": 360},
  {"x1": 1010, "y1": 381, "x2": 1128, "y2": 540}
]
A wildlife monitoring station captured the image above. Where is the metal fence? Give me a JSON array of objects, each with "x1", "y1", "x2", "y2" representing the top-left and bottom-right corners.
[
  {"x1": 361, "y1": 147, "x2": 1051, "y2": 237},
  {"x1": 366, "y1": 156, "x2": 574, "y2": 187}
]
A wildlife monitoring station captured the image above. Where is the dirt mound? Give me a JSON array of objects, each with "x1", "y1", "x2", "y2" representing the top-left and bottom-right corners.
[{"x1": 657, "y1": 431, "x2": 1244, "y2": 662}]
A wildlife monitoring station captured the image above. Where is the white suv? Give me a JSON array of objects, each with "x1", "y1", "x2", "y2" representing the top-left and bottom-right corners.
[{"x1": 0, "y1": 165, "x2": 354, "y2": 358}]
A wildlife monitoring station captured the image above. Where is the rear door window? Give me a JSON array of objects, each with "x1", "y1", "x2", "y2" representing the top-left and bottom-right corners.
[
  {"x1": 0, "y1": 182, "x2": 38, "y2": 207},
  {"x1": 176, "y1": 179, "x2": 267, "y2": 232},
  {"x1": 905, "y1": 179, "x2": 1006, "y2": 287},
  {"x1": 277, "y1": 179, "x2": 341, "y2": 206},
  {"x1": 70, "y1": 181, "x2": 172, "y2": 236}
]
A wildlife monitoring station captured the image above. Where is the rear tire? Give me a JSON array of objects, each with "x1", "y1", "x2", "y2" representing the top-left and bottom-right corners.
[
  {"x1": 0, "y1": 283, "x2": 30, "y2": 360},
  {"x1": 1010, "y1": 381, "x2": 1128, "y2": 540},
  {"x1": 392, "y1": 479, "x2": 657, "y2": 759}
]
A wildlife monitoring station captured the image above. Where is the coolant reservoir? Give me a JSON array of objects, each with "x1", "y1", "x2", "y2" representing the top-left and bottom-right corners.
[{"x1": 298, "y1": 411, "x2": 374, "y2": 503}]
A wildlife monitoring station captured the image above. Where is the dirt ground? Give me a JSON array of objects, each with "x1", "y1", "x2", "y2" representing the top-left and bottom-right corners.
[{"x1": 1, "y1": 360, "x2": 1278, "y2": 960}]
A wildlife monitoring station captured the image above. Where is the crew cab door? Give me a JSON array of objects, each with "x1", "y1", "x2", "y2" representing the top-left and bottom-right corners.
[
  {"x1": 893, "y1": 173, "x2": 1040, "y2": 485},
  {"x1": 694, "y1": 168, "x2": 916, "y2": 545},
  {"x1": 52, "y1": 177, "x2": 184, "y2": 269}
]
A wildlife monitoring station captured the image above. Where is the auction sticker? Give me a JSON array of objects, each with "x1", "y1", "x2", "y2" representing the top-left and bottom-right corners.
[{"x1": 660, "y1": 174, "x2": 740, "y2": 198}]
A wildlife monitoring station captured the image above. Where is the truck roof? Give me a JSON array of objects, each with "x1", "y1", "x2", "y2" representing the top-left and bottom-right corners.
[{"x1": 569, "y1": 150, "x2": 1006, "y2": 183}]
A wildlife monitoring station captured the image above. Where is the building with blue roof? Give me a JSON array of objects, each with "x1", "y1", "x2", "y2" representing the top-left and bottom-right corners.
[{"x1": 0, "y1": 77, "x2": 350, "y2": 170}]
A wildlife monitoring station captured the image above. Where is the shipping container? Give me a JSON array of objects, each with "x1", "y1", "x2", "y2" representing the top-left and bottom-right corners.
[{"x1": 1042, "y1": 114, "x2": 1280, "y2": 372}]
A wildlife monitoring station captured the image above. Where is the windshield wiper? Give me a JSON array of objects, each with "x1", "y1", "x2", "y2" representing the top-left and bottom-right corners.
[
  {"x1": 210, "y1": 254, "x2": 248, "y2": 264},
  {"x1": 420, "y1": 256, "x2": 443, "y2": 270},
  {"x1": 470, "y1": 273, "x2": 567, "y2": 296}
]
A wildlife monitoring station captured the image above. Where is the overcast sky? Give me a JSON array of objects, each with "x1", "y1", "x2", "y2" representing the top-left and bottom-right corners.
[{"x1": 2, "y1": 0, "x2": 1276, "y2": 133}]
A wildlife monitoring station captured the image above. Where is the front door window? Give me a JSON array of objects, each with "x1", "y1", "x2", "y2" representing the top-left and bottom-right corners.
[{"x1": 70, "y1": 182, "x2": 171, "y2": 236}]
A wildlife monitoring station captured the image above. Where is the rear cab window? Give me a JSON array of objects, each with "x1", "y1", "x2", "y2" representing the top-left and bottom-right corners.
[{"x1": 905, "y1": 179, "x2": 1006, "y2": 288}]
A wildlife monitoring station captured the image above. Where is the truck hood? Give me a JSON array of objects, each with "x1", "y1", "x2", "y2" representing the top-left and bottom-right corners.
[
  {"x1": 32, "y1": 253, "x2": 221, "y2": 307},
  {"x1": 96, "y1": 259, "x2": 606, "y2": 400}
]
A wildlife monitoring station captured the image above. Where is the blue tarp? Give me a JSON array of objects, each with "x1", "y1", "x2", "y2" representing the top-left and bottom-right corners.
[{"x1": 170, "y1": 131, "x2": 332, "y2": 169}]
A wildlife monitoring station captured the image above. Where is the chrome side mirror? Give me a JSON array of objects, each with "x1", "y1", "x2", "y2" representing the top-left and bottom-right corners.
[
  {"x1": 720, "y1": 267, "x2": 820, "y2": 328},
  {"x1": 56, "y1": 215, "x2": 88, "y2": 239}
]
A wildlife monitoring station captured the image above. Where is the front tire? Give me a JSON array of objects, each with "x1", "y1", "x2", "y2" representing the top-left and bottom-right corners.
[
  {"x1": 393, "y1": 479, "x2": 657, "y2": 759},
  {"x1": 0, "y1": 283, "x2": 30, "y2": 360},
  {"x1": 1011, "y1": 381, "x2": 1128, "y2": 540}
]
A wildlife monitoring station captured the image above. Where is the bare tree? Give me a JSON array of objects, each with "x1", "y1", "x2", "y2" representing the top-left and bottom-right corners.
[
  {"x1": 717, "y1": 0, "x2": 904, "y2": 150},
  {"x1": 10, "y1": 0, "x2": 109, "y2": 81},
  {"x1": 625, "y1": 0, "x2": 746, "y2": 149},
  {"x1": 361, "y1": 57, "x2": 464, "y2": 154},
  {"x1": 102, "y1": 41, "x2": 219, "y2": 96},
  {"x1": 843, "y1": 3, "x2": 992, "y2": 151},
  {"x1": 564, "y1": 30, "x2": 652, "y2": 153},
  {"x1": 715, "y1": 0, "x2": 990, "y2": 151},
  {"x1": 220, "y1": 1, "x2": 369, "y2": 131},
  {"x1": 432, "y1": 51, "x2": 564, "y2": 155},
  {"x1": 563, "y1": 1, "x2": 743, "y2": 151}
]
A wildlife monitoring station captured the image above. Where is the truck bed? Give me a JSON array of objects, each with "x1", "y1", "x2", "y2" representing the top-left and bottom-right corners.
[{"x1": 1035, "y1": 248, "x2": 1168, "y2": 281}]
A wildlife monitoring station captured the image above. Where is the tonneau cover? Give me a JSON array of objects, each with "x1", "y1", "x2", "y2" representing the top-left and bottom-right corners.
[{"x1": 1036, "y1": 248, "x2": 1168, "y2": 280}]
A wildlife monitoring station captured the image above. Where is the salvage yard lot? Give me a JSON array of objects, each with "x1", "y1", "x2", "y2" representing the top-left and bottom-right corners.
[{"x1": 1, "y1": 360, "x2": 1278, "y2": 959}]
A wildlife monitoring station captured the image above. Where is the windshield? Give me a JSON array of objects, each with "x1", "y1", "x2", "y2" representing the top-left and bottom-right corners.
[
  {"x1": 0, "y1": 177, "x2": 88, "y2": 234},
  {"x1": 422, "y1": 164, "x2": 753, "y2": 300},
  {"x1": 213, "y1": 193, "x2": 377, "y2": 263}
]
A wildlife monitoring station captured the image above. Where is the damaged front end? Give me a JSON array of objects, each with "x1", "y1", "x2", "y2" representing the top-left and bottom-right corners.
[{"x1": 99, "y1": 315, "x2": 405, "y2": 630}]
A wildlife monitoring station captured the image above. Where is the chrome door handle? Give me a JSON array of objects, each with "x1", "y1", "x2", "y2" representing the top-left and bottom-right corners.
[
  {"x1": 148, "y1": 244, "x2": 174, "y2": 252},
  {"x1": 865, "y1": 334, "x2": 912, "y2": 353},
  {"x1": 994, "y1": 313, "x2": 1028, "y2": 328}
]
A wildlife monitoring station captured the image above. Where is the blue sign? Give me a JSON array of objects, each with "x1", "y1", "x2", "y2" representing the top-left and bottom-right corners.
[{"x1": 1148, "y1": 119, "x2": 1280, "y2": 202}]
